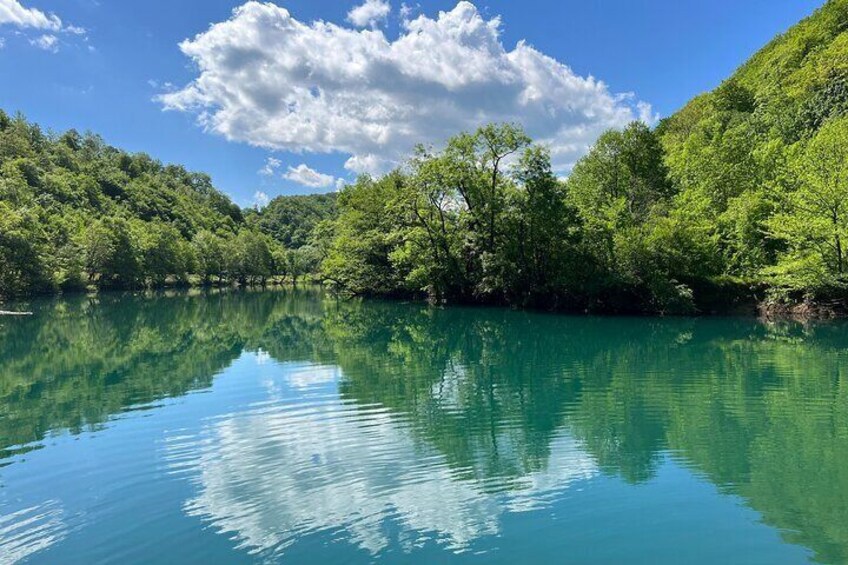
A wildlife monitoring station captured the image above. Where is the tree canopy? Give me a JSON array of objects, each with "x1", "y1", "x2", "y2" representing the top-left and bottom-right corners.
[
  {"x1": 0, "y1": 111, "x2": 308, "y2": 297},
  {"x1": 320, "y1": 0, "x2": 848, "y2": 313},
  {"x1": 3, "y1": 0, "x2": 848, "y2": 313}
]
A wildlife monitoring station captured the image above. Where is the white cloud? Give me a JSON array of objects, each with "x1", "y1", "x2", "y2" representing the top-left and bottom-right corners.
[
  {"x1": 283, "y1": 163, "x2": 338, "y2": 188},
  {"x1": 0, "y1": 0, "x2": 87, "y2": 51},
  {"x1": 0, "y1": 37, "x2": 5, "y2": 48},
  {"x1": 399, "y1": 2, "x2": 418, "y2": 22},
  {"x1": 160, "y1": 1, "x2": 653, "y2": 176},
  {"x1": 637, "y1": 100, "x2": 659, "y2": 125},
  {"x1": 344, "y1": 154, "x2": 389, "y2": 176},
  {"x1": 252, "y1": 190, "x2": 270, "y2": 208},
  {"x1": 148, "y1": 79, "x2": 177, "y2": 92},
  {"x1": 347, "y1": 0, "x2": 390, "y2": 28},
  {"x1": 259, "y1": 156, "x2": 282, "y2": 176},
  {"x1": 0, "y1": 0, "x2": 61, "y2": 30},
  {"x1": 30, "y1": 33, "x2": 57, "y2": 52}
]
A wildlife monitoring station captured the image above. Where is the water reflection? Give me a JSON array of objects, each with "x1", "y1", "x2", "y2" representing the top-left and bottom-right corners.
[
  {"x1": 166, "y1": 361, "x2": 596, "y2": 557},
  {"x1": 1, "y1": 289, "x2": 848, "y2": 562},
  {"x1": 0, "y1": 501, "x2": 66, "y2": 563}
]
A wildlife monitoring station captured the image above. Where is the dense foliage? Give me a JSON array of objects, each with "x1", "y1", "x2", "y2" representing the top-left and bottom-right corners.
[
  {"x1": 0, "y1": 110, "x2": 326, "y2": 298},
  {"x1": 657, "y1": 0, "x2": 848, "y2": 300},
  {"x1": 246, "y1": 193, "x2": 337, "y2": 249},
  {"x1": 3, "y1": 0, "x2": 847, "y2": 314},
  {"x1": 322, "y1": 0, "x2": 848, "y2": 313}
]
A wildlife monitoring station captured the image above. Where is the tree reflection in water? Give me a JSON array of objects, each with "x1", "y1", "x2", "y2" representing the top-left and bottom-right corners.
[{"x1": 1, "y1": 289, "x2": 847, "y2": 562}]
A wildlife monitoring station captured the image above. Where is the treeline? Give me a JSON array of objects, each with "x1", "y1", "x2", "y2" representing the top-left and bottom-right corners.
[
  {"x1": 4, "y1": 0, "x2": 847, "y2": 313},
  {"x1": 0, "y1": 110, "x2": 333, "y2": 298},
  {"x1": 322, "y1": 123, "x2": 714, "y2": 312},
  {"x1": 321, "y1": 0, "x2": 848, "y2": 313}
]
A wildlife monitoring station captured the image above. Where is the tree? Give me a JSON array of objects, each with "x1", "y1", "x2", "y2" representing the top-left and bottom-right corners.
[
  {"x1": 504, "y1": 146, "x2": 583, "y2": 302},
  {"x1": 569, "y1": 121, "x2": 673, "y2": 226},
  {"x1": 226, "y1": 230, "x2": 274, "y2": 285},
  {"x1": 475, "y1": 123, "x2": 531, "y2": 253},
  {"x1": 81, "y1": 217, "x2": 141, "y2": 287},
  {"x1": 288, "y1": 246, "x2": 322, "y2": 285},
  {"x1": 138, "y1": 222, "x2": 195, "y2": 286},
  {"x1": 765, "y1": 117, "x2": 848, "y2": 290},
  {"x1": 192, "y1": 230, "x2": 225, "y2": 284},
  {"x1": 400, "y1": 123, "x2": 532, "y2": 299},
  {"x1": 322, "y1": 174, "x2": 407, "y2": 295},
  {"x1": 0, "y1": 202, "x2": 51, "y2": 296},
  {"x1": 248, "y1": 193, "x2": 337, "y2": 248}
]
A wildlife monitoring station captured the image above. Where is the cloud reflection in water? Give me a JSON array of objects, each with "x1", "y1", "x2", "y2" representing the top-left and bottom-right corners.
[{"x1": 166, "y1": 360, "x2": 596, "y2": 557}]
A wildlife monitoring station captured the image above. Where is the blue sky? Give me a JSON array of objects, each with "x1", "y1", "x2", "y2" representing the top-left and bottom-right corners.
[{"x1": 0, "y1": 0, "x2": 823, "y2": 206}]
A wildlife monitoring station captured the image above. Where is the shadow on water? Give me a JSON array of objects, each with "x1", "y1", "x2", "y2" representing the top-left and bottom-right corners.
[{"x1": 1, "y1": 288, "x2": 847, "y2": 562}]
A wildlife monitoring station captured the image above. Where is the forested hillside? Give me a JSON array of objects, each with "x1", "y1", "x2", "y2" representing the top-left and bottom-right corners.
[
  {"x1": 247, "y1": 193, "x2": 337, "y2": 249},
  {"x1": 0, "y1": 111, "x2": 332, "y2": 298},
  {"x1": 657, "y1": 0, "x2": 848, "y2": 292},
  {"x1": 321, "y1": 0, "x2": 848, "y2": 314},
  {"x1": 2, "y1": 0, "x2": 846, "y2": 315}
]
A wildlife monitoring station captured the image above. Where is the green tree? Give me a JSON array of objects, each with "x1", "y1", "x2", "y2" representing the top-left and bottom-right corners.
[
  {"x1": 322, "y1": 173, "x2": 408, "y2": 295},
  {"x1": 765, "y1": 116, "x2": 848, "y2": 290},
  {"x1": 226, "y1": 230, "x2": 274, "y2": 285},
  {"x1": 192, "y1": 230, "x2": 225, "y2": 284},
  {"x1": 81, "y1": 217, "x2": 141, "y2": 287},
  {"x1": 0, "y1": 202, "x2": 51, "y2": 296},
  {"x1": 569, "y1": 121, "x2": 673, "y2": 227},
  {"x1": 138, "y1": 222, "x2": 195, "y2": 286}
]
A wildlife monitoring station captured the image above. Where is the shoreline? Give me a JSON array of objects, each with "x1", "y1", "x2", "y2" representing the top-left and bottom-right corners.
[{"x1": 6, "y1": 282, "x2": 847, "y2": 322}]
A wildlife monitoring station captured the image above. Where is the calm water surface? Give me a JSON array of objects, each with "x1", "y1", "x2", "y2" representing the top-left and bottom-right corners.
[{"x1": 1, "y1": 288, "x2": 847, "y2": 564}]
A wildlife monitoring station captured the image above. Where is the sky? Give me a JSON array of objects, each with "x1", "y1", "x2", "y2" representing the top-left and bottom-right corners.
[{"x1": 0, "y1": 0, "x2": 824, "y2": 207}]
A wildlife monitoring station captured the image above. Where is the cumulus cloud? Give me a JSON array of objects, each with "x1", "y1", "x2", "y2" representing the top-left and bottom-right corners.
[
  {"x1": 0, "y1": 0, "x2": 87, "y2": 51},
  {"x1": 283, "y1": 163, "x2": 338, "y2": 188},
  {"x1": 30, "y1": 33, "x2": 57, "y2": 51},
  {"x1": 160, "y1": 1, "x2": 654, "y2": 175},
  {"x1": 0, "y1": 0, "x2": 61, "y2": 30},
  {"x1": 399, "y1": 3, "x2": 418, "y2": 22},
  {"x1": 347, "y1": 0, "x2": 390, "y2": 28},
  {"x1": 259, "y1": 156, "x2": 282, "y2": 176}
]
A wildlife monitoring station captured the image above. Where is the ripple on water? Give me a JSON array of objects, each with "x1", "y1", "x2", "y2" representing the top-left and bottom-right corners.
[
  {"x1": 0, "y1": 501, "x2": 66, "y2": 565},
  {"x1": 163, "y1": 362, "x2": 598, "y2": 558}
]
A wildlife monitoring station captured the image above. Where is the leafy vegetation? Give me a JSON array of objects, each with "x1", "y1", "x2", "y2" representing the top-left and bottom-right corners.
[
  {"x1": 246, "y1": 193, "x2": 337, "y2": 249},
  {"x1": 321, "y1": 0, "x2": 848, "y2": 313},
  {"x1": 0, "y1": 110, "x2": 320, "y2": 298},
  {"x1": 3, "y1": 1, "x2": 848, "y2": 314}
]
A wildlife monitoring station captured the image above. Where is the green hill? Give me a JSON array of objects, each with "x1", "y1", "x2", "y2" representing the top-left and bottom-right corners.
[
  {"x1": 3, "y1": 1, "x2": 847, "y2": 313},
  {"x1": 247, "y1": 193, "x2": 337, "y2": 249},
  {"x1": 0, "y1": 111, "x2": 333, "y2": 298},
  {"x1": 655, "y1": 0, "x2": 848, "y2": 293},
  {"x1": 319, "y1": 0, "x2": 848, "y2": 314}
]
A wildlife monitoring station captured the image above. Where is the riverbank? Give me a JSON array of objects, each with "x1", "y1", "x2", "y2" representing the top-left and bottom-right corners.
[{"x1": 5, "y1": 275, "x2": 848, "y2": 322}]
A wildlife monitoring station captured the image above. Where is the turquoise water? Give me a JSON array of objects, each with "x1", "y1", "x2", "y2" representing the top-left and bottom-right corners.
[{"x1": 1, "y1": 288, "x2": 846, "y2": 563}]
